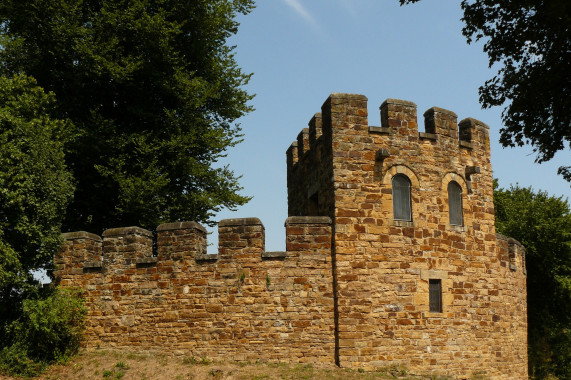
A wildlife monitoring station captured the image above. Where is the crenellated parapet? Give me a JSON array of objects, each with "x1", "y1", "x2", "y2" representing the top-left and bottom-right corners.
[
  {"x1": 287, "y1": 96, "x2": 491, "y2": 167},
  {"x1": 157, "y1": 221, "x2": 207, "y2": 260},
  {"x1": 56, "y1": 217, "x2": 332, "y2": 279},
  {"x1": 56, "y1": 93, "x2": 527, "y2": 379},
  {"x1": 55, "y1": 216, "x2": 336, "y2": 362},
  {"x1": 285, "y1": 93, "x2": 527, "y2": 378},
  {"x1": 286, "y1": 94, "x2": 493, "y2": 219},
  {"x1": 288, "y1": 95, "x2": 490, "y2": 170}
]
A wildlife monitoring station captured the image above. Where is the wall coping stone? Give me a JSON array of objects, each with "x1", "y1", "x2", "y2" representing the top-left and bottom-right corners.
[
  {"x1": 423, "y1": 107, "x2": 458, "y2": 118},
  {"x1": 262, "y1": 251, "x2": 287, "y2": 259},
  {"x1": 419, "y1": 132, "x2": 437, "y2": 140},
  {"x1": 136, "y1": 257, "x2": 158, "y2": 265},
  {"x1": 62, "y1": 231, "x2": 102, "y2": 241},
  {"x1": 459, "y1": 117, "x2": 490, "y2": 130},
  {"x1": 496, "y1": 233, "x2": 526, "y2": 253},
  {"x1": 218, "y1": 217, "x2": 263, "y2": 227},
  {"x1": 285, "y1": 216, "x2": 332, "y2": 226},
  {"x1": 495, "y1": 233, "x2": 508, "y2": 241},
  {"x1": 329, "y1": 93, "x2": 368, "y2": 101},
  {"x1": 157, "y1": 221, "x2": 206, "y2": 233},
  {"x1": 102, "y1": 226, "x2": 153, "y2": 238},
  {"x1": 369, "y1": 126, "x2": 390, "y2": 134},
  {"x1": 196, "y1": 254, "x2": 218, "y2": 261},
  {"x1": 84, "y1": 261, "x2": 103, "y2": 269},
  {"x1": 380, "y1": 98, "x2": 417, "y2": 108}
]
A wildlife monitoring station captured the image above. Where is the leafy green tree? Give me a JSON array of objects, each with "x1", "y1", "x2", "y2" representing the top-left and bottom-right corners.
[
  {"x1": 0, "y1": 288, "x2": 86, "y2": 377},
  {"x1": 0, "y1": 0, "x2": 255, "y2": 233},
  {"x1": 494, "y1": 182, "x2": 571, "y2": 379},
  {"x1": 400, "y1": 0, "x2": 571, "y2": 181},
  {"x1": 0, "y1": 74, "x2": 74, "y2": 322}
]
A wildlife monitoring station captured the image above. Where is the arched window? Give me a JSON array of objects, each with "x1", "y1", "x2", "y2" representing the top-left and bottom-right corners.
[
  {"x1": 392, "y1": 174, "x2": 412, "y2": 221},
  {"x1": 448, "y1": 181, "x2": 463, "y2": 225}
]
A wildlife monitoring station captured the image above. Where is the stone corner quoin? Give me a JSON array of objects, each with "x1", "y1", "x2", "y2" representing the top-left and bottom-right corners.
[{"x1": 56, "y1": 93, "x2": 528, "y2": 379}]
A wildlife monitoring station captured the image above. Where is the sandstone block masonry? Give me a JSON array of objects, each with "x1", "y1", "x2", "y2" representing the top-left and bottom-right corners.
[{"x1": 56, "y1": 93, "x2": 527, "y2": 379}]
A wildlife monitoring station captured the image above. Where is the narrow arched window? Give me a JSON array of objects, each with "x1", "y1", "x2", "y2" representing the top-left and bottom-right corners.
[
  {"x1": 448, "y1": 181, "x2": 463, "y2": 225},
  {"x1": 392, "y1": 174, "x2": 412, "y2": 221}
]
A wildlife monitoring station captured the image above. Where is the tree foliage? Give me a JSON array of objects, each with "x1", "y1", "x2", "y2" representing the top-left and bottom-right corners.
[
  {"x1": 0, "y1": 0, "x2": 255, "y2": 233},
  {"x1": 0, "y1": 74, "x2": 74, "y2": 322},
  {"x1": 494, "y1": 182, "x2": 571, "y2": 379},
  {"x1": 0, "y1": 288, "x2": 86, "y2": 377},
  {"x1": 401, "y1": 0, "x2": 571, "y2": 180}
]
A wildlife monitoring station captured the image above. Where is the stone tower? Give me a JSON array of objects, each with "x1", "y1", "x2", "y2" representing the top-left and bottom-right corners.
[
  {"x1": 287, "y1": 93, "x2": 527, "y2": 377},
  {"x1": 55, "y1": 93, "x2": 528, "y2": 379}
]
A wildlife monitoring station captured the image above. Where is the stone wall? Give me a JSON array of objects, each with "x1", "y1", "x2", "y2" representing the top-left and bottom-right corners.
[
  {"x1": 55, "y1": 217, "x2": 335, "y2": 362},
  {"x1": 286, "y1": 94, "x2": 528, "y2": 379},
  {"x1": 57, "y1": 93, "x2": 528, "y2": 379}
]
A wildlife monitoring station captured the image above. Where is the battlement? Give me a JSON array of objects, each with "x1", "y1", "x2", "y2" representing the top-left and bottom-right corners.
[
  {"x1": 287, "y1": 93, "x2": 493, "y2": 220},
  {"x1": 287, "y1": 95, "x2": 490, "y2": 169},
  {"x1": 56, "y1": 93, "x2": 527, "y2": 379},
  {"x1": 55, "y1": 216, "x2": 332, "y2": 278}
]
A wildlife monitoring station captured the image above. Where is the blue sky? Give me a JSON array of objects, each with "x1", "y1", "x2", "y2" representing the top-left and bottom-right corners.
[{"x1": 208, "y1": 0, "x2": 570, "y2": 252}]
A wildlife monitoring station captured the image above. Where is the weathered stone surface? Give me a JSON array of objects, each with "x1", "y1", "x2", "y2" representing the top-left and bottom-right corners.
[
  {"x1": 55, "y1": 93, "x2": 527, "y2": 379},
  {"x1": 287, "y1": 93, "x2": 527, "y2": 379},
  {"x1": 55, "y1": 217, "x2": 335, "y2": 364}
]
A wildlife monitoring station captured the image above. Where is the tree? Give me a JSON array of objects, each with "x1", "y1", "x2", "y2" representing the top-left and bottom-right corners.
[
  {"x1": 0, "y1": 0, "x2": 255, "y2": 233},
  {"x1": 400, "y1": 0, "x2": 571, "y2": 181},
  {"x1": 494, "y1": 182, "x2": 571, "y2": 379},
  {"x1": 0, "y1": 74, "x2": 74, "y2": 323}
]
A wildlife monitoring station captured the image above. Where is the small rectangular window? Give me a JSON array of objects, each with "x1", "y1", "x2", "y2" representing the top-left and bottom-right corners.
[{"x1": 429, "y1": 279, "x2": 442, "y2": 313}]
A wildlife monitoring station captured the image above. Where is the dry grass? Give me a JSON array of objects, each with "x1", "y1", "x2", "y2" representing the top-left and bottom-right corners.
[{"x1": 1, "y1": 349, "x2": 455, "y2": 380}]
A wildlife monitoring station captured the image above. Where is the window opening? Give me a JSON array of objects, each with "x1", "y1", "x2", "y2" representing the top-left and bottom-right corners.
[
  {"x1": 448, "y1": 181, "x2": 463, "y2": 226},
  {"x1": 392, "y1": 174, "x2": 412, "y2": 221},
  {"x1": 429, "y1": 279, "x2": 442, "y2": 313}
]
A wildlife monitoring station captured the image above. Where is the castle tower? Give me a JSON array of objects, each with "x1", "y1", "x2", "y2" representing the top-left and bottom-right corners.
[
  {"x1": 55, "y1": 93, "x2": 527, "y2": 379},
  {"x1": 287, "y1": 93, "x2": 527, "y2": 378}
]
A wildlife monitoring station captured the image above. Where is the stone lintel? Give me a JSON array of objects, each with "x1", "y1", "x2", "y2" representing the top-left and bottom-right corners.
[{"x1": 420, "y1": 269, "x2": 448, "y2": 280}]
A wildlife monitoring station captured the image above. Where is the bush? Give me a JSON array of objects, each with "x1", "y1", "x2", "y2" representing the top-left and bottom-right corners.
[{"x1": 0, "y1": 287, "x2": 86, "y2": 377}]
